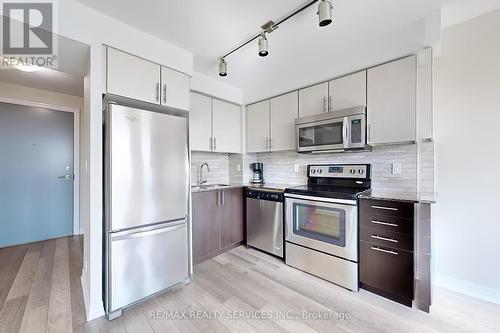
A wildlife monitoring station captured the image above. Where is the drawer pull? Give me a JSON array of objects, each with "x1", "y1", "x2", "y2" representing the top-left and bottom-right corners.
[
  {"x1": 371, "y1": 205, "x2": 398, "y2": 211},
  {"x1": 371, "y1": 246, "x2": 398, "y2": 255},
  {"x1": 371, "y1": 235, "x2": 398, "y2": 243},
  {"x1": 371, "y1": 220, "x2": 398, "y2": 227}
]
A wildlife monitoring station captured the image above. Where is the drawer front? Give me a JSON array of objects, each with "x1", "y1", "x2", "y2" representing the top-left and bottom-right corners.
[
  {"x1": 360, "y1": 199, "x2": 414, "y2": 219},
  {"x1": 360, "y1": 226, "x2": 413, "y2": 252},
  {"x1": 360, "y1": 213, "x2": 413, "y2": 235},
  {"x1": 360, "y1": 241, "x2": 414, "y2": 301}
]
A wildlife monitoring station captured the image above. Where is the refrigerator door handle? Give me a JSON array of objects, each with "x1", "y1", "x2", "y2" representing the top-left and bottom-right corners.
[{"x1": 112, "y1": 219, "x2": 186, "y2": 241}]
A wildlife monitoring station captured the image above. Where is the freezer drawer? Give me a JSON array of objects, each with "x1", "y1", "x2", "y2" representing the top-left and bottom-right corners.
[{"x1": 108, "y1": 220, "x2": 188, "y2": 313}]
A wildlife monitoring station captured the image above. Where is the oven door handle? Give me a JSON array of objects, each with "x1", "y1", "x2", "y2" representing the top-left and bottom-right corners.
[{"x1": 284, "y1": 193, "x2": 357, "y2": 206}]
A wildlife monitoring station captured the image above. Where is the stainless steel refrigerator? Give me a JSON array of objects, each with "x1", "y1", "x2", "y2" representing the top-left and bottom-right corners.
[{"x1": 103, "y1": 96, "x2": 190, "y2": 319}]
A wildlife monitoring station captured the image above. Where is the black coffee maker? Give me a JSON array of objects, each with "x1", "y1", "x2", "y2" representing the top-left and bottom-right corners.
[{"x1": 250, "y1": 163, "x2": 264, "y2": 184}]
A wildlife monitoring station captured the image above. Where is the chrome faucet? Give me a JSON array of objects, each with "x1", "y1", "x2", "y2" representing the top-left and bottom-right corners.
[{"x1": 199, "y1": 163, "x2": 210, "y2": 185}]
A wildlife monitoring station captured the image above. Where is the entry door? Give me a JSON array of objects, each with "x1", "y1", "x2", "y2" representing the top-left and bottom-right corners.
[{"x1": 0, "y1": 102, "x2": 74, "y2": 248}]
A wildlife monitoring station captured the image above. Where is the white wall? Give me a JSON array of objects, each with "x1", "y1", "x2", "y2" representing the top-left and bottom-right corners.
[
  {"x1": 434, "y1": 9, "x2": 500, "y2": 304},
  {"x1": 191, "y1": 71, "x2": 243, "y2": 104},
  {"x1": 55, "y1": 0, "x2": 195, "y2": 320}
]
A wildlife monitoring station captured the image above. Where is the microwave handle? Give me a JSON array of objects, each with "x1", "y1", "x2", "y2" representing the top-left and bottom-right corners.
[{"x1": 343, "y1": 117, "x2": 349, "y2": 148}]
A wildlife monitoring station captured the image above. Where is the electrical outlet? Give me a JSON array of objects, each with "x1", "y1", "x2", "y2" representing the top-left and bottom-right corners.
[
  {"x1": 392, "y1": 162, "x2": 402, "y2": 175},
  {"x1": 236, "y1": 164, "x2": 241, "y2": 172}
]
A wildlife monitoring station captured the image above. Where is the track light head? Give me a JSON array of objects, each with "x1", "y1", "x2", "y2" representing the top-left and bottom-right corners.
[
  {"x1": 218, "y1": 58, "x2": 227, "y2": 77},
  {"x1": 318, "y1": 0, "x2": 333, "y2": 27},
  {"x1": 258, "y1": 33, "x2": 269, "y2": 57}
]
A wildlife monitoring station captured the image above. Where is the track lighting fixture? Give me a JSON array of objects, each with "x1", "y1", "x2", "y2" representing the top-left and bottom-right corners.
[
  {"x1": 258, "y1": 33, "x2": 269, "y2": 57},
  {"x1": 318, "y1": 0, "x2": 333, "y2": 27},
  {"x1": 218, "y1": 58, "x2": 227, "y2": 77},
  {"x1": 218, "y1": 0, "x2": 334, "y2": 77}
]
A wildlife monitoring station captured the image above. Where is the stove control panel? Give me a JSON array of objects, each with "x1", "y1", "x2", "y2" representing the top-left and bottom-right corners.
[{"x1": 308, "y1": 164, "x2": 370, "y2": 179}]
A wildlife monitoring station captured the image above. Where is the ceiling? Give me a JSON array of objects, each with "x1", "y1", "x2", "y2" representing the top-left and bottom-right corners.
[
  {"x1": 0, "y1": 67, "x2": 84, "y2": 97},
  {"x1": 75, "y1": 0, "x2": 500, "y2": 103}
]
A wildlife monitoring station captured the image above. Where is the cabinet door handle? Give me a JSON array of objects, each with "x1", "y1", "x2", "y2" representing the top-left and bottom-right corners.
[
  {"x1": 269, "y1": 138, "x2": 272, "y2": 151},
  {"x1": 323, "y1": 97, "x2": 327, "y2": 112},
  {"x1": 329, "y1": 95, "x2": 332, "y2": 112},
  {"x1": 155, "y1": 83, "x2": 160, "y2": 102},
  {"x1": 221, "y1": 191, "x2": 225, "y2": 206},
  {"x1": 371, "y1": 205, "x2": 398, "y2": 211},
  {"x1": 371, "y1": 235, "x2": 398, "y2": 243},
  {"x1": 368, "y1": 124, "x2": 371, "y2": 142},
  {"x1": 371, "y1": 220, "x2": 398, "y2": 227},
  {"x1": 209, "y1": 137, "x2": 213, "y2": 151},
  {"x1": 213, "y1": 137, "x2": 217, "y2": 151},
  {"x1": 216, "y1": 191, "x2": 220, "y2": 206},
  {"x1": 163, "y1": 84, "x2": 167, "y2": 103},
  {"x1": 371, "y1": 246, "x2": 398, "y2": 256}
]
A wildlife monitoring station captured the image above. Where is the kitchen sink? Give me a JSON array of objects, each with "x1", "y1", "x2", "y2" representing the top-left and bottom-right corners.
[{"x1": 191, "y1": 184, "x2": 230, "y2": 191}]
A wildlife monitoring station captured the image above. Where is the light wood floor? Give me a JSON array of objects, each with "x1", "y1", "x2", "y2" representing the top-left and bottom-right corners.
[
  {"x1": 0, "y1": 236, "x2": 86, "y2": 333},
  {"x1": 1, "y1": 238, "x2": 499, "y2": 332}
]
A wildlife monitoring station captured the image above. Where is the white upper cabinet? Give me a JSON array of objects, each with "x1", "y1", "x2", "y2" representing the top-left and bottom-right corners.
[
  {"x1": 190, "y1": 92, "x2": 212, "y2": 151},
  {"x1": 107, "y1": 47, "x2": 160, "y2": 104},
  {"x1": 106, "y1": 47, "x2": 190, "y2": 111},
  {"x1": 190, "y1": 92, "x2": 242, "y2": 153},
  {"x1": 161, "y1": 67, "x2": 190, "y2": 110},
  {"x1": 367, "y1": 56, "x2": 416, "y2": 145},
  {"x1": 212, "y1": 99, "x2": 242, "y2": 153},
  {"x1": 246, "y1": 100, "x2": 270, "y2": 153},
  {"x1": 298, "y1": 82, "x2": 329, "y2": 117},
  {"x1": 270, "y1": 91, "x2": 298, "y2": 151},
  {"x1": 329, "y1": 71, "x2": 366, "y2": 111}
]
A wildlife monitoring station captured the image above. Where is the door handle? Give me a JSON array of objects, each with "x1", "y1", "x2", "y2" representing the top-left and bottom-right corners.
[
  {"x1": 155, "y1": 83, "x2": 160, "y2": 102},
  {"x1": 371, "y1": 246, "x2": 398, "y2": 256},
  {"x1": 371, "y1": 235, "x2": 398, "y2": 243},
  {"x1": 323, "y1": 97, "x2": 327, "y2": 112},
  {"x1": 342, "y1": 117, "x2": 348, "y2": 147},
  {"x1": 329, "y1": 95, "x2": 332, "y2": 112},
  {"x1": 163, "y1": 84, "x2": 167, "y2": 103},
  {"x1": 371, "y1": 205, "x2": 398, "y2": 211},
  {"x1": 112, "y1": 220, "x2": 186, "y2": 241},
  {"x1": 221, "y1": 191, "x2": 225, "y2": 206},
  {"x1": 371, "y1": 220, "x2": 398, "y2": 227},
  {"x1": 213, "y1": 137, "x2": 217, "y2": 151}
]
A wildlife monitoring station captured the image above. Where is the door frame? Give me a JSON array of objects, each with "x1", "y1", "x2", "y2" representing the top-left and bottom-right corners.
[{"x1": 0, "y1": 97, "x2": 81, "y2": 235}]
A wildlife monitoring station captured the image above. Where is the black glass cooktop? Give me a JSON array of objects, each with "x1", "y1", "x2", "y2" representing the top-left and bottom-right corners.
[{"x1": 285, "y1": 184, "x2": 370, "y2": 200}]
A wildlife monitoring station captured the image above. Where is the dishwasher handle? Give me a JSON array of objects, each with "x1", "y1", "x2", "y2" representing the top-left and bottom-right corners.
[{"x1": 245, "y1": 189, "x2": 284, "y2": 202}]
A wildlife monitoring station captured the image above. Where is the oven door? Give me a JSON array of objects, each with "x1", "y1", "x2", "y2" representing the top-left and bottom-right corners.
[
  {"x1": 285, "y1": 194, "x2": 358, "y2": 262},
  {"x1": 296, "y1": 116, "x2": 347, "y2": 152}
]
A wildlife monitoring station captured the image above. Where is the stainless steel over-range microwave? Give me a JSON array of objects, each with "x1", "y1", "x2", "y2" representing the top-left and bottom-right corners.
[{"x1": 295, "y1": 106, "x2": 370, "y2": 153}]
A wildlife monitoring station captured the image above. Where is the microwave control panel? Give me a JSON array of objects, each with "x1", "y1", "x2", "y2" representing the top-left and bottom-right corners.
[{"x1": 351, "y1": 119, "x2": 362, "y2": 143}]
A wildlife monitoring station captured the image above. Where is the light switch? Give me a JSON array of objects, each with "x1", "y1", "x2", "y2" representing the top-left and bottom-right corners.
[
  {"x1": 293, "y1": 164, "x2": 300, "y2": 173},
  {"x1": 392, "y1": 162, "x2": 402, "y2": 175}
]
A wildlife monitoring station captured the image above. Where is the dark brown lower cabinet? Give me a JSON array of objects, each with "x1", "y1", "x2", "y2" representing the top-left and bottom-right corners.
[
  {"x1": 359, "y1": 241, "x2": 414, "y2": 306},
  {"x1": 192, "y1": 187, "x2": 244, "y2": 265},
  {"x1": 359, "y1": 198, "x2": 415, "y2": 307}
]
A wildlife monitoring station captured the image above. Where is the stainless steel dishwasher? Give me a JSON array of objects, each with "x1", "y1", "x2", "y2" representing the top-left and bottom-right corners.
[{"x1": 246, "y1": 188, "x2": 284, "y2": 258}]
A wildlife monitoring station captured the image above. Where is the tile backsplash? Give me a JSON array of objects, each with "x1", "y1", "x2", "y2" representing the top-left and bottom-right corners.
[
  {"x1": 191, "y1": 151, "x2": 229, "y2": 185},
  {"x1": 194, "y1": 144, "x2": 419, "y2": 194}
]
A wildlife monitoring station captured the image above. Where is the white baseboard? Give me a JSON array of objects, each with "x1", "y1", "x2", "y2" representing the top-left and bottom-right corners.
[
  {"x1": 434, "y1": 273, "x2": 500, "y2": 305},
  {"x1": 80, "y1": 272, "x2": 105, "y2": 321}
]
